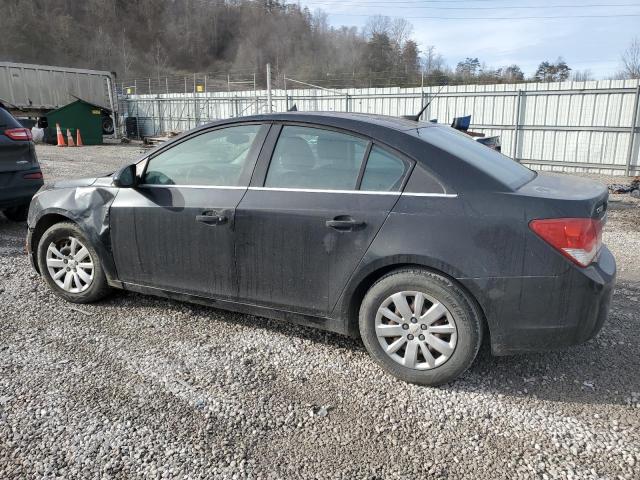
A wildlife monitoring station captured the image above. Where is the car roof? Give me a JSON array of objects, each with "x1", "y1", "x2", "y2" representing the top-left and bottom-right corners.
[{"x1": 209, "y1": 111, "x2": 436, "y2": 133}]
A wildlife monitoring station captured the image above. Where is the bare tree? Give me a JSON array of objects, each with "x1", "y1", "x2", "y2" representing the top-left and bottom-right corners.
[
  {"x1": 621, "y1": 37, "x2": 640, "y2": 79},
  {"x1": 389, "y1": 18, "x2": 413, "y2": 51},
  {"x1": 364, "y1": 15, "x2": 392, "y2": 38},
  {"x1": 151, "y1": 39, "x2": 168, "y2": 82},
  {"x1": 572, "y1": 69, "x2": 594, "y2": 82},
  {"x1": 120, "y1": 29, "x2": 134, "y2": 79}
]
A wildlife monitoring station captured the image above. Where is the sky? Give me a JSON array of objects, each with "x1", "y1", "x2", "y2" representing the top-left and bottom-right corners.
[{"x1": 298, "y1": 0, "x2": 640, "y2": 79}]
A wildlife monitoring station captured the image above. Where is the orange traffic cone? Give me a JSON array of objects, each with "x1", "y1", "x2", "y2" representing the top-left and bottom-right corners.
[
  {"x1": 66, "y1": 128, "x2": 75, "y2": 147},
  {"x1": 56, "y1": 123, "x2": 66, "y2": 147},
  {"x1": 76, "y1": 129, "x2": 83, "y2": 147}
]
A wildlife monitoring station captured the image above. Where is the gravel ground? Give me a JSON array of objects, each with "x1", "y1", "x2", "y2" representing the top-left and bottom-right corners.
[{"x1": 0, "y1": 144, "x2": 639, "y2": 479}]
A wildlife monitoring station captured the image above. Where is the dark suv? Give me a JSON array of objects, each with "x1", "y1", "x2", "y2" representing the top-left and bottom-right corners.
[
  {"x1": 26, "y1": 113, "x2": 615, "y2": 385},
  {"x1": 0, "y1": 104, "x2": 43, "y2": 221}
]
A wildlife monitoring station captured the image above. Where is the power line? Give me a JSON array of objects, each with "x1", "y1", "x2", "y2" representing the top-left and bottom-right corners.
[
  {"x1": 303, "y1": 0, "x2": 638, "y2": 4},
  {"x1": 303, "y1": 2, "x2": 640, "y2": 9},
  {"x1": 317, "y1": 12, "x2": 640, "y2": 19}
]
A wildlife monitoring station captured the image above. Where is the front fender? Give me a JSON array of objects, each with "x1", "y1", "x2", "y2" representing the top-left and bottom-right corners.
[{"x1": 27, "y1": 186, "x2": 120, "y2": 283}]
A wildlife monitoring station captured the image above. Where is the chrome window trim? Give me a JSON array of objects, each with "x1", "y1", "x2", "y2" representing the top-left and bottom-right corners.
[
  {"x1": 249, "y1": 186, "x2": 396, "y2": 195},
  {"x1": 137, "y1": 184, "x2": 247, "y2": 190},
  {"x1": 134, "y1": 184, "x2": 458, "y2": 197},
  {"x1": 401, "y1": 192, "x2": 458, "y2": 198},
  {"x1": 247, "y1": 186, "x2": 457, "y2": 197}
]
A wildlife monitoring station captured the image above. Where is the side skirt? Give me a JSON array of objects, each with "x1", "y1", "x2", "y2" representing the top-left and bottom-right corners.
[{"x1": 120, "y1": 281, "x2": 348, "y2": 336}]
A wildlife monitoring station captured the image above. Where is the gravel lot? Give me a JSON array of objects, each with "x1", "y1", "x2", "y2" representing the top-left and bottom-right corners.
[{"x1": 1, "y1": 143, "x2": 639, "y2": 479}]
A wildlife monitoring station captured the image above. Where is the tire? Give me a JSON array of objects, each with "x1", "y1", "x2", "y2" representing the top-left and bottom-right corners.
[
  {"x1": 102, "y1": 116, "x2": 114, "y2": 135},
  {"x1": 359, "y1": 268, "x2": 483, "y2": 386},
  {"x1": 2, "y1": 204, "x2": 29, "y2": 222},
  {"x1": 36, "y1": 222, "x2": 111, "y2": 303}
]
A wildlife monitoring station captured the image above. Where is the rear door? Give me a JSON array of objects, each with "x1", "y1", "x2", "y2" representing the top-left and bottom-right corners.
[
  {"x1": 235, "y1": 124, "x2": 413, "y2": 316},
  {"x1": 110, "y1": 123, "x2": 269, "y2": 299}
]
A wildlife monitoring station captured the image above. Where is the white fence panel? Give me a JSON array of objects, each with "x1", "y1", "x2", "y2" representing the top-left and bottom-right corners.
[{"x1": 123, "y1": 79, "x2": 640, "y2": 175}]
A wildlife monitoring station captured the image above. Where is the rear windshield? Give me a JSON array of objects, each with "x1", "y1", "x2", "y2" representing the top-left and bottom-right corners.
[
  {"x1": 0, "y1": 107, "x2": 22, "y2": 129},
  {"x1": 415, "y1": 125, "x2": 535, "y2": 189}
]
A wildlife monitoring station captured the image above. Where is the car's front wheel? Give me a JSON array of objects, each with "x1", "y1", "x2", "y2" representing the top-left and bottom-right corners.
[
  {"x1": 359, "y1": 268, "x2": 483, "y2": 386},
  {"x1": 37, "y1": 222, "x2": 111, "y2": 303}
]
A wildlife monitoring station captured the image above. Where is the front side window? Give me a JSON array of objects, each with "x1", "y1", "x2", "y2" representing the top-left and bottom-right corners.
[
  {"x1": 360, "y1": 146, "x2": 410, "y2": 192},
  {"x1": 265, "y1": 126, "x2": 369, "y2": 190},
  {"x1": 143, "y1": 124, "x2": 262, "y2": 186}
]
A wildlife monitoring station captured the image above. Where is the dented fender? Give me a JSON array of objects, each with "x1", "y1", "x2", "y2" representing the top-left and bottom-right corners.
[{"x1": 27, "y1": 177, "x2": 121, "y2": 283}]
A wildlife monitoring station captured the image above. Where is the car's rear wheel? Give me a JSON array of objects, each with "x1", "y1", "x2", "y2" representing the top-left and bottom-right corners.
[
  {"x1": 2, "y1": 204, "x2": 29, "y2": 222},
  {"x1": 359, "y1": 268, "x2": 482, "y2": 386},
  {"x1": 37, "y1": 222, "x2": 111, "y2": 303}
]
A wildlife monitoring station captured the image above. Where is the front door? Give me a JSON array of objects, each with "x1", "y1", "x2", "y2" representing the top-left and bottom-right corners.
[
  {"x1": 110, "y1": 123, "x2": 268, "y2": 299},
  {"x1": 235, "y1": 125, "x2": 412, "y2": 315}
]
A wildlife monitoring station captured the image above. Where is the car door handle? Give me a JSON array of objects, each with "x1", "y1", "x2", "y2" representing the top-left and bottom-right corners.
[
  {"x1": 325, "y1": 216, "x2": 365, "y2": 231},
  {"x1": 196, "y1": 211, "x2": 228, "y2": 226}
]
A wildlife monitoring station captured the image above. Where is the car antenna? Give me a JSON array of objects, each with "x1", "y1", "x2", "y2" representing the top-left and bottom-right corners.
[
  {"x1": 401, "y1": 83, "x2": 446, "y2": 122},
  {"x1": 288, "y1": 104, "x2": 298, "y2": 112}
]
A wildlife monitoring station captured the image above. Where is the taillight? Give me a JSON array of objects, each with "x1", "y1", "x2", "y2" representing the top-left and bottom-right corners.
[
  {"x1": 4, "y1": 128, "x2": 33, "y2": 141},
  {"x1": 23, "y1": 172, "x2": 43, "y2": 180},
  {"x1": 529, "y1": 217, "x2": 603, "y2": 267}
]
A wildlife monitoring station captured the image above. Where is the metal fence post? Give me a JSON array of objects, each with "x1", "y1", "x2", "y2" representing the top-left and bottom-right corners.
[
  {"x1": 193, "y1": 74, "x2": 198, "y2": 128},
  {"x1": 345, "y1": 93, "x2": 350, "y2": 112},
  {"x1": 284, "y1": 74, "x2": 288, "y2": 111},
  {"x1": 626, "y1": 84, "x2": 640, "y2": 176},
  {"x1": 157, "y1": 97, "x2": 163, "y2": 134},
  {"x1": 266, "y1": 63, "x2": 273, "y2": 113},
  {"x1": 512, "y1": 90, "x2": 524, "y2": 161}
]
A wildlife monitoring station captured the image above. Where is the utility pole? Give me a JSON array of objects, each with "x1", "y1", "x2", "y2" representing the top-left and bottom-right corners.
[{"x1": 266, "y1": 63, "x2": 273, "y2": 113}]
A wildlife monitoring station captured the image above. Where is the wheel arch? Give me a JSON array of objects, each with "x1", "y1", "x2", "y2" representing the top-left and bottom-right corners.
[
  {"x1": 337, "y1": 257, "x2": 490, "y2": 343},
  {"x1": 29, "y1": 210, "x2": 119, "y2": 284},
  {"x1": 29, "y1": 212, "x2": 76, "y2": 274}
]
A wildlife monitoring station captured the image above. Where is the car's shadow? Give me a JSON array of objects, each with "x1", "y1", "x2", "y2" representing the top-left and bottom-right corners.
[{"x1": 94, "y1": 280, "x2": 639, "y2": 408}]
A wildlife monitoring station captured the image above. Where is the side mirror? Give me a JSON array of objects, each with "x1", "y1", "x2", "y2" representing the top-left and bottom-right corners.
[{"x1": 113, "y1": 164, "x2": 137, "y2": 188}]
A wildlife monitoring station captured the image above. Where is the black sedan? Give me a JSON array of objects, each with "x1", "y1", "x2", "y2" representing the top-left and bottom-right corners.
[
  {"x1": 0, "y1": 104, "x2": 43, "y2": 221},
  {"x1": 26, "y1": 113, "x2": 615, "y2": 385}
]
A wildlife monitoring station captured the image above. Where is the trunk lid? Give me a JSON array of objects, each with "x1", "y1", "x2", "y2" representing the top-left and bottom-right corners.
[{"x1": 516, "y1": 172, "x2": 608, "y2": 221}]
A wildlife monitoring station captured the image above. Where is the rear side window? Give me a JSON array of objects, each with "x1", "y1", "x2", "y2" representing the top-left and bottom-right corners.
[
  {"x1": 265, "y1": 126, "x2": 369, "y2": 190},
  {"x1": 144, "y1": 124, "x2": 262, "y2": 186},
  {"x1": 360, "y1": 146, "x2": 409, "y2": 192},
  {"x1": 0, "y1": 108, "x2": 21, "y2": 129},
  {"x1": 415, "y1": 125, "x2": 535, "y2": 189}
]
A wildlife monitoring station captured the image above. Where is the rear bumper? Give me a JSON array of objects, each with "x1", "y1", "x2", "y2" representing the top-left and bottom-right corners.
[
  {"x1": 0, "y1": 169, "x2": 43, "y2": 209},
  {"x1": 460, "y1": 246, "x2": 616, "y2": 355}
]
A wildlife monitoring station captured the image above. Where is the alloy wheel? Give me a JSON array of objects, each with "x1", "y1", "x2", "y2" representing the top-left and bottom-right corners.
[
  {"x1": 375, "y1": 291, "x2": 458, "y2": 370},
  {"x1": 45, "y1": 236, "x2": 94, "y2": 293}
]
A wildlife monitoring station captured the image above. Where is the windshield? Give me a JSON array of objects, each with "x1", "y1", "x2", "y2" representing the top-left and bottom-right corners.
[{"x1": 414, "y1": 125, "x2": 535, "y2": 190}]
